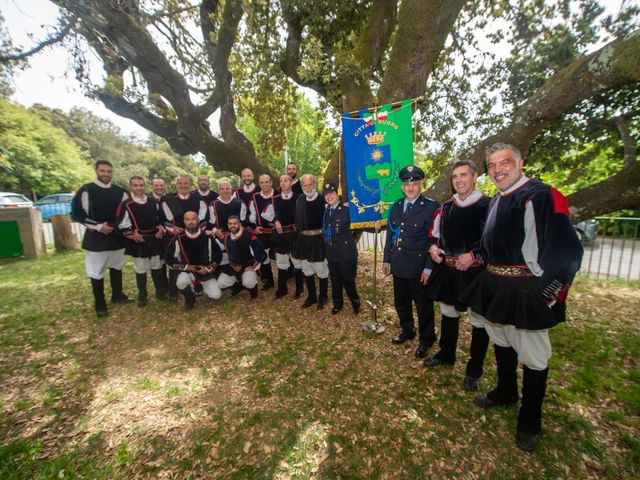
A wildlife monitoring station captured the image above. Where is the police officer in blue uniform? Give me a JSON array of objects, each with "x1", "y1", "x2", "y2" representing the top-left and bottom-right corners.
[
  {"x1": 322, "y1": 182, "x2": 361, "y2": 315},
  {"x1": 383, "y1": 166, "x2": 440, "y2": 358}
]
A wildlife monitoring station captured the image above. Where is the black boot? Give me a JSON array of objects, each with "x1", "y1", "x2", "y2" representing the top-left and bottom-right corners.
[
  {"x1": 249, "y1": 286, "x2": 259, "y2": 298},
  {"x1": 135, "y1": 273, "x2": 148, "y2": 307},
  {"x1": 474, "y1": 345, "x2": 519, "y2": 407},
  {"x1": 168, "y1": 269, "x2": 179, "y2": 302},
  {"x1": 464, "y1": 326, "x2": 490, "y2": 390},
  {"x1": 317, "y1": 277, "x2": 328, "y2": 310},
  {"x1": 425, "y1": 315, "x2": 459, "y2": 367},
  {"x1": 230, "y1": 282, "x2": 243, "y2": 297},
  {"x1": 302, "y1": 275, "x2": 317, "y2": 308},
  {"x1": 516, "y1": 367, "x2": 549, "y2": 451},
  {"x1": 110, "y1": 268, "x2": 130, "y2": 303},
  {"x1": 262, "y1": 263, "x2": 275, "y2": 290},
  {"x1": 275, "y1": 268, "x2": 288, "y2": 299},
  {"x1": 150, "y1": 268, "x2": 168, "y2": 300},
  {"x1": 294, "y1": 269, "x2": 304, "y2": 299},
  {"x1": 91, "y1": 278, "x2": 108, "y2": 317},
  {"x1": 181, "y1": 287, "x2": 196, "y2": 310}
]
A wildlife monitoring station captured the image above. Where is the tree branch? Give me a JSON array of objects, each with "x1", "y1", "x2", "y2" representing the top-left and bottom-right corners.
[
  {"x1": 613, "y1": 114, "x2": 638, "y2": 167},
  {"x1": 426, "y1": 31, "x2": 640, "y2": 200},
  {"x1": 0, "y1": 17, "x2": 76, "y2": 63},
  {"x1": 378, "y1": 0, "x2": 465, "y2": 103}
]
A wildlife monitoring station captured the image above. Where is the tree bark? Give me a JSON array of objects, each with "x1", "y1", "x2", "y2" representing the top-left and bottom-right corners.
[
  {"x1": 426, "y1": 32, "x2": 640, "y2": 209},
  {"x1": 51, "y1": 214, "x2": 80, "y2": 251}
]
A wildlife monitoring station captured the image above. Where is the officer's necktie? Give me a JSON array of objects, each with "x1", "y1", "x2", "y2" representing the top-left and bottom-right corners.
[{"x1": 405, "y1": 202, "x2": 413, "y2": 215}]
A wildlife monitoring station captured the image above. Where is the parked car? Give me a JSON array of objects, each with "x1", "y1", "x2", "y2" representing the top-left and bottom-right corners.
[
  {"x1": 574, "y1": 218, "x2": 598, "y2": 246},
  {"x1": 35, "y1": 193, "x2": 75, "y2": 221},
  {"x1": 0, "y1": 192, "x2": 33, "y2": 208}
]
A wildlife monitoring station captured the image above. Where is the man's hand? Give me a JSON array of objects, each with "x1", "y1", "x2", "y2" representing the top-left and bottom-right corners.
[
  {"x1": 186, "y1": 265, "x2": 198, "y2": 273},
  {"x1": 254, "y1": 226, "x2": 263, "y2": 234},
  {"x1": 382, "y1": 263, "x2": 391, "y2": 276},
  {"x1": 429, "y1": 246, "x2": 445, "y2": 263},
  {"x1": 274, "y1": 221, "x2": 283, "y2": 234},
  {"x1": 196, "y1": 266, "x2": 208, "y2": 275},
  {"x1": 214, "y1": 229, "x2": 225, "y2": 240},
  {"x1": 131, "y1": 231, "x2": 145, "y2": 243},
  {"x1": 455, "y1": 253, "x2": 474, "y2": 271},
  {"x1": 420, "y1": 271, "x2": 430, "y2": 285},
  {"x1": 154, "y1": 227, "x2": 164, "y2": 239},
  {"x1": 99, "y1": 223, "x2": 114, "y2": 234},
  {"x1": 173, "y1": 226, "x2": 184, "y2": 235}
]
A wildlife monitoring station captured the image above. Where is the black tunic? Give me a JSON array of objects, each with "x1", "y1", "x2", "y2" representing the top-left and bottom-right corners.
[
  {"x1": 460, "y1": 178, "x2": 583, "y2": 329},
  {"x1": 159, "y1": 193, "x2": 207, "y2": 234},
  {"x1": 71, "y1": 181, "x2": 129, "y2": 252},
  {"x1": 220, "y1": 229, "x2": 267, "y2": 279},
  {"x1": 191, "y1": 189, "x2": 219, "y2": 205},
  {"x1": 117, "y1": 196, "x2": 163, "y2": 258},
  {"x1": 425, "y1": 191, "x2": 490, "y2": 309},
  {"x1": 235, "y1": 184, "x2": 257, "y2": 207},
  {"x1": 273, "y1": 193, "x2": 299, "y2": 254},
  {"x1": 165, "y1": 230, "x2": 222, "y2": 281},
  {"x1": 208, "y1": 197, "x2": 248, "y2": 232},
  {"x1": 292, "y1": 193, "x2": 326, "y2": 262}
]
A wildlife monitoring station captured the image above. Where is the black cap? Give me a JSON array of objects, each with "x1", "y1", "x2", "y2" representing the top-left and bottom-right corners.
[
  {"x1": 323, "y1": 182, "x2": 338, "y2": 194},
  {"x1": 399, "y1": 165, "x2": 425, "y2": 182}
]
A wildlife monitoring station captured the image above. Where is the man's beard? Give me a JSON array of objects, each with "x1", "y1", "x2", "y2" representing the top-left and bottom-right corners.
[
  {"x1": 198, "y1": 184, "x2": 208, "y2": 191},
  {"x1": 186, "y1": 226, "x2": 199, "y2": 234},
  {"x1": 304, "y1": 188, "x2": 316, "y2": 199},
  {"x1": 229, "y1": 227, "x2": 240, "y2": 234},
  {"x1": 244, "y1": 179, "x2": 253, "y2": 185},
  {"x1": 289, "y1": 173, "x2": 297, "y2": 180}
]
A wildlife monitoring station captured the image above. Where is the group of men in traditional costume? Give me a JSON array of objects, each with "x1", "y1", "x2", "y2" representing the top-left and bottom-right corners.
[{"x1": 72, "y1": 141, "x2": 582, "y2": 452}]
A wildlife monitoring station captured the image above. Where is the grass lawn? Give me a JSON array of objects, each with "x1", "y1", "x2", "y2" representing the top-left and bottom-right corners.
[{"x1": 0, "y1": 250, "x2": 638, "y2": 479}]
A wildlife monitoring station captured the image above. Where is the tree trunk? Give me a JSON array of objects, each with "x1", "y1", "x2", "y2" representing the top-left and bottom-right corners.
[{"x1": 51, "y1": 214, "x2": 80, "y2": 251}]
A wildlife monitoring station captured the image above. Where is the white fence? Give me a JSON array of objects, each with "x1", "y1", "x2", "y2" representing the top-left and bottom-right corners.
[{"x1": 43, "y1": 222, "x2": 86, "y2": 245}]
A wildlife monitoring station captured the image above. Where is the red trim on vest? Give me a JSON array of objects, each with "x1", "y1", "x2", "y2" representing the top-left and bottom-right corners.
[{"x1": 551, "y1": 187, "x2": 570, "y2": 216}]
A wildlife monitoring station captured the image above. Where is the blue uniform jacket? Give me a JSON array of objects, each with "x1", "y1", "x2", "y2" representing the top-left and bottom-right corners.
[
  {"x1": 383, "y1": 194, "x2": 440, "y2": 279},
  {"x1": 323, "y1": 202, "x2": 358, "y2": 263}
]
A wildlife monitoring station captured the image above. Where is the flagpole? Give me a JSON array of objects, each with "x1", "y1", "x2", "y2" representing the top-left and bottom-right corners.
[{"x1": 339, "y1": 95, "x2": 424, "y2": 117}]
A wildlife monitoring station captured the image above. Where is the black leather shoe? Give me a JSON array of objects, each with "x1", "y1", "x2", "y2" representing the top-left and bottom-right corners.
[
  {"x1": 331, "y1": 306, "x2": 343, "y2": 315},
  {"x1": 516, "y1": 431, "x2": 541, "y2": 452},
  {"x1": 423, "y1": 356, "x2": 453, "y2": 367},
  {"x1": 415, "y1": 344, "x2": 430, "y2": 359},
  {"x1": 96, "y1": 309, "x2": 109, "y2": 318},
  {"x1": 473, "y1": 393, "x2": 518, "y2": 409},
  {"x1": 137, "y1": 298, "x2": 148, "y2": 308},
  {"x1": 463, "y1": 376, "x2": 481, "y2": 391},
  {"x1": 230, "y1": 283, "x2": 243, "y2": 297},
  {"x1": 352, "y1": 303, "x2": 361, "y2": 314},
  {"x1": 391, "y1": 332, "x2": 415, "y2": 345},
  {"x1": 111, "y1": 294, "x2": 132, "y2": 304},
  {"x1": 168, "y1": 294, "x2": 178, "y2": 303}
]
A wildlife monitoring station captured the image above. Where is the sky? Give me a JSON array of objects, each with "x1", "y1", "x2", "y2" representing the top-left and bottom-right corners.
[{"x1": 1, "y1": 0, "x2": 630, "y2": 141}]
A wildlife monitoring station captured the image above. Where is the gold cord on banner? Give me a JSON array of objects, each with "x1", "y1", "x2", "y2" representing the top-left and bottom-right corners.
[{"x1": 337, "y1": 95, "x2": 424, "y2": 119}]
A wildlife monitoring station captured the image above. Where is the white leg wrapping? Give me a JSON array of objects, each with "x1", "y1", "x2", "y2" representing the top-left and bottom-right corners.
[
  {"x1": 484, "y1": 320, "x2": 552, "y2": 370},
  {"x1": 201, "y1": 279, "x2": 222, "y2": 300},
  {"x1": 468, "y1": 309, "x2": 486, "y2": 328},
  {"x1": 217, "y1": 272, "x2": 237, "y2": 289},
  {"x1": 106, "y1": 249, "x2": 126, "y2": 270},
  {"x1": 176, "y1": 272, "x2": 194, "y2": 290},
  {"x1": 439, "y1": 302, "x2": 460, "y2": 318},
  {"x1": 242, "y1": 270, "x2": 258, "y2": 289},
  {"x1": 290, "y1": 256, "x2": 303, "y2": 269},
  {"x1": 133, "y1": 257, "x2": 150, "y2": 274},
  {"x1": 276, "y1": 253, "x2": 291, "y2": 269},
  {"x1": 85, "y1": 251, "x2": 110, "y2": 279},
  {"x1": 149, "y1": 255, "x2": 163, "y2": 269}
]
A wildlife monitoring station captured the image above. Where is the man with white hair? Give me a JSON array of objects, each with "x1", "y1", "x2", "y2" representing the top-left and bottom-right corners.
[
  {"x1": 461, "y1": 142, "x2": 583, "y2": 451},
  {"x1": 207, "y1": 181, "x2": 248, "y2": 235},
  {"x1": 291, "y1": 174, "x2": 329, "y2": 309}
]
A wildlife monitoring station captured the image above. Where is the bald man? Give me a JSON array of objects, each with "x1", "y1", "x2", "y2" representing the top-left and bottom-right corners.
[{"x1": 235, "y1": 168, "x2": 258, "y2": 206}]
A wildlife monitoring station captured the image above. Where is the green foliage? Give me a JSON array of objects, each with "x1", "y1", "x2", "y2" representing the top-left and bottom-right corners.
[
  {"x1": 31, "y1": 105, "x2": 202, "y2": 190},
  {"x1": 0, "y1": 98, "x2": 93, "y2": 196},
  {"x1": 237, "y1": 95, "x2": 337, "y2": 177}
]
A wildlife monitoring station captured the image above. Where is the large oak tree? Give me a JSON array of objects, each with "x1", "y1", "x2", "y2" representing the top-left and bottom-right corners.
[{"x1": 3, "y1": 0, "x2": 639, "y2": 220}]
